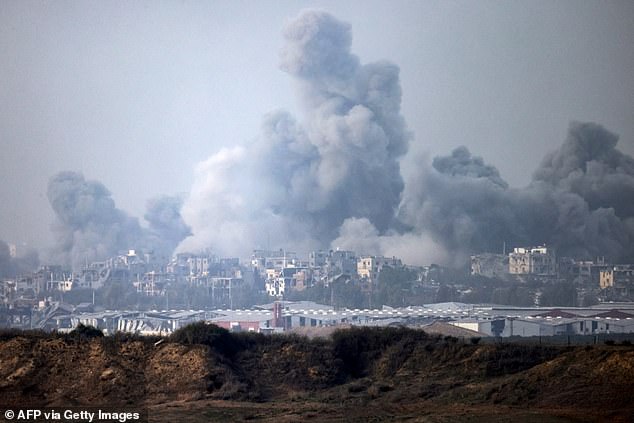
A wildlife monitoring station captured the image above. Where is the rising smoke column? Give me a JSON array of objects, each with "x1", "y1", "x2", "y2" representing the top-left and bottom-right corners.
[
  {"x1": 392, "y1": 122, "x2": 634, "y2": 263},
  {"x1": 144, "y1": 195, "x2": 192, "y2": 258},
  {"x1": 398, "y1": 147, "x2": 521, "y2": 259},
  {"x1": 47, "y1": 171, "x2": 190, "y2": 269},
  {"x1": 178, "y1": 10, "x2": 410, "y2": 256},
  {"x1": 530, "y1": 122, "x2": 634, "y2": 260},
  {"x1": 534, "y1": 122, "x2": 634, "y2": 219},
  {"x1": 331, "y1": 146, "x2": 526, "y2": 266},
  {"x1": 280, "y1": 10, "x2": 409, "y2": 233},
  {"x1": 47, "y1": 171, "x2": 143, "y2": 269},
  {"x1": 176, "y1": 10, "x2": 634, "y2": 265}
]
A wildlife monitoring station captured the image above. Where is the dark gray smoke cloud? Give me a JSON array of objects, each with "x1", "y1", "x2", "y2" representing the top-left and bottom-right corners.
[
  {"x1": 534, "y1": 122, "x2": 634, "y2": 219},
  {"x1": 178, "y1": 9, "x2": 409, "y2": 255},
  {"x1": 144, "y1": 195, "x2": 192, "y2": 257},
  {"x1": 47, "y1": 171, "x2": 143, "y2": 268},
  {"x1": 395, "y1": 122, "x2": 634, "y2": 264},
  {"x1": 529, "y1": 122, "x2": 634, "y2": 260},
  {"x1": 47, "y1": 171, "x2": 189, "y2": 269},
  {"x1": 397, "y1": 147, "x2": 520, "y2": 257}
]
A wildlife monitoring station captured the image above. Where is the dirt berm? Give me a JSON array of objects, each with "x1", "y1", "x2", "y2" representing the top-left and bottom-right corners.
[{"x1": 0, "y1": 325, "x2": 632, "y2": 422}]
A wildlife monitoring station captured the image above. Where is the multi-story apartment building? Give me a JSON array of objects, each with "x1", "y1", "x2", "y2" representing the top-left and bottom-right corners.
[
  {"x1": 600, "y1": 265, "x2": 634, "y2": 290},
  {"x1": 470, "y1": 253, "x2": 508, "y2": 279},
  {"x1": 357, "y1": 256, "x2": 403, "y2": 283},
  {"x1": 309, "y1": 250, "x2": 329, "y2": 268},
  {"x1": 509, "y1": 246, "x2": 556, "y2": 276},
  {"x1": 559, "y1": 257, "x2": 610, "y2": 285}
]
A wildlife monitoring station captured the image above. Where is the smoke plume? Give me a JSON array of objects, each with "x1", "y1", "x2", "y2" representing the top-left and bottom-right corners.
[
  {"x1": 47, "y1": 171, "x2": 189, "y2": 269},
  {"x1": 393, "y1": 123, "x2": 634, "y2": 264},
  {"x1": 144, "y1": 195, "x2": 192, "y2": 257},
  {"x1": 177, "y1": 10, "x2": 634, "y2": 265},
  {"x1": 178, "y1": 9, "x2": 409, "y2": 256},
  {"x1": 533, "y1": 122, "x2": 634, "y2": 219},
  {"x1": 43, "y1": 11, "x2": 633, "y2": 268}
]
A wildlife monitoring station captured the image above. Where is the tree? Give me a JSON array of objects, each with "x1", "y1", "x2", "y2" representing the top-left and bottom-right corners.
[
  {"x1": 331, "y1": 278, "x2": 364, "y2": 309},
  {"x1": 540, "y1": 282, "x2": 577, "y2": 307},
  {"x1": 490, "y1": 286, "x2": 534, "y2": 306},
  {"x1": 435, "y1": 283, "x2": 458, "y2": 303},
  {"x1": 286, "y1": 283, "x2": 329, "y2": 304},
  {"x1": 100, "y1": 281, "x2": 138, "y2": 309},
  {"x1": 375, "y1": 266, "x2": 417, "y2": 307},
  {"x1": 579, "y1": 291, "x2": 599, "y2": 307}
]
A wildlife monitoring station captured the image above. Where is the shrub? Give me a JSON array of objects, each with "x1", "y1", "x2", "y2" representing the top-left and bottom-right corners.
[
  {"x1": 604, "y1": 340, "x2": 616, "y2": 346},
  {"x1": 0, "y1": 328, "x2": 50, "y2": 341},
  {"x1": 111, "y1": 331, "x2": 163, "y2": 345},
  {"x1": 470, "y1": 337, "x2": 482, "y2": 345},
  {"x1": 484, "y1": 344, "x2": 560, "y2": 377},
  {"x1": 332, "y1": 327, "x2": 428, "y2": 378},
  {"x1": 170, "y1": 322, "x2": 239, "y2": 356},
  {"x1": 68, "y1": 323, "x2": 103, "y2": 339}
]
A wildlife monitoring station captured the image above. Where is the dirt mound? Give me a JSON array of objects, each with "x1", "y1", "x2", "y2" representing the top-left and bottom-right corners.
[
  {"x1": 1, "y1": 327, "x2": 633, "y2": 421},
  {"x1": 0, "y1": 336, "x2": 213, "y2": 407}
]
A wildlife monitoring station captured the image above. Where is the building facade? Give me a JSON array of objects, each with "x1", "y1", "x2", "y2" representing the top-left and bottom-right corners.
[{"x1": 509, "y1": 246, "x2": 556, "y2": 276}]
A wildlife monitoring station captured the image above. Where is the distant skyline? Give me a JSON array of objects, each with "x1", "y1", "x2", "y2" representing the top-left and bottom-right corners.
[{"x1": 2, "y1": 0, "x2": 633, "y2": 254}]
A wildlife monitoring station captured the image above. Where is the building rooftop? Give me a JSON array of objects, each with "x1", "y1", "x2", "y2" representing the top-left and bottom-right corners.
[
  {"x1": 534, "y1": 309, "x2": 579, "y2": 318},
  {"x1": 590, "y1": 309, "x2": 634, "y2": 319}
]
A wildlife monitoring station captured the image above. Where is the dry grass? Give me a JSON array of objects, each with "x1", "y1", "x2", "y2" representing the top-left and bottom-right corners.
[{"x1": 1, "y1": 326, "x2": 633, "y2": 421}]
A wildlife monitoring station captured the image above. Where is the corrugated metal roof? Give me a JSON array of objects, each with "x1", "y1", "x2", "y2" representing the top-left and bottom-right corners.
[{"x1": 590, "y1": 309, "x2": 634, "y2": 319}]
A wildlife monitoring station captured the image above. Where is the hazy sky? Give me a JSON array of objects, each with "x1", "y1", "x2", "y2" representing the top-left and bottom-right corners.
[{"x1": 1, "y1": 0, "x2": 633, "y2": 251}]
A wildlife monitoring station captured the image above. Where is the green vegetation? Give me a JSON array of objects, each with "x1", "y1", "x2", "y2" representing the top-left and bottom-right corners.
[
  {"x1": 481, "y1": 344, "x2": 560, "y2": 377},
  {"x1": 0, "y1": 328, "x2": 50, "y2": 341},
  {"x1": 68, "y1": 323, "x2": 104, "y2": 339},
  {"x1": 374, "y1": 266, "x2": 419, "y2": 307},
  {"x1": 539, "y1": 281, "x2": 577, "y2": 307},
  {"x1": 332, "y1": 326, "x2": 430, "y2": 378},
  {"x1": 2, "y1": 323, "x2": 634, "y2": 422},
  {"x1": 286, "y1": 279, "x2": 365, "y2": 309},
  {"x1": 170, "y1": 322, "x2": 239, "y2": 356}
]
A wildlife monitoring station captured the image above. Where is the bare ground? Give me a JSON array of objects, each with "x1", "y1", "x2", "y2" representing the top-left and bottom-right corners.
[{"x1": 0, "y1": 328, "x2": 632, "y2": 422}]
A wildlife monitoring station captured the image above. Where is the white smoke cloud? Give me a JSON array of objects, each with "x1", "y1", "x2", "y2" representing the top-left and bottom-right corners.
[
  {"x1": 177, "y1": 9, "x2": 410, "y2": 257},
  {"x1": 331, "y1": 217, "x2": 449, "y2": 266}
]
